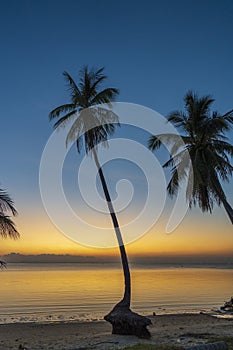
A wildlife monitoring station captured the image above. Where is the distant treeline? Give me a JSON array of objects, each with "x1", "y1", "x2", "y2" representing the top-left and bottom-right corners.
[
  {"x1": 2, "y1": 252, "x2": 233, "y2": 266},
  {"x1": 1, "y1": 253, "x2": 100, "y2": 263}
]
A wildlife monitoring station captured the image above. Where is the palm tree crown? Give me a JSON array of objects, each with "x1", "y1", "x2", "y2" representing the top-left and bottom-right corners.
[
  {"x1": 148, "y1": 91, "x2": 233, "y2": 223},
  {"x1": 0, "y1": 188, "x2": 19, "y2": 238},
  {"x1": 49, "y1": 65, "x2": 119, "y2": 152}
]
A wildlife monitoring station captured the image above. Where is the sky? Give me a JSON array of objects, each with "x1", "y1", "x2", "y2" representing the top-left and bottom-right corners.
[{"x1": 0, "y1": 0, "x2": 233, "y2": 261}]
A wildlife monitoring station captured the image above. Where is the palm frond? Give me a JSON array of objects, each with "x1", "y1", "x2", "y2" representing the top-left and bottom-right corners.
[
  {"x1": 90, "y1": 88, "x2": 119, "y2": 105},
  {"x1": 81, "y1": 66, "x2": 107, "y2": 96},
  {"x1": 0, "y1": 214, "x2": 19, "y2": 239},
  {"x1": 0, "y1": 189, "x2": 17, "y2": 216},
  {"x1": 76, "y1": 136, "x2": 83, "y2": 153},
  {"x1": 148, "y1": 133, "x2": 182, "y2": 151},
  {"x1": 222, "y1": 108, "x2": 233, "y2": 123},
  {"x1": 167, "y1": 168, "x2": 179, "y2": 197},
  {"x1": 90, "y1": 69, "x2": 107, "y2": 95},
  {"x1": 170, "y1": 136, "x2": 192, "y2": 156},
  {"x1": 148, "y1": 135, "x2": 162, "y2": 151},
  {"x1": 66, "y1": 116, "x2": 84, "y2": 147},
  {"x1": 53, "y1": 110, "x2": 78, "y2": 129},
  {"x1": 213, "y1": 154, "x2": 233, "y2": 181},
  {"x1": 166, "y1": 152, "x2": 191, "y2": 197},
  {"x1": 63, "y1": 71, "x2": 82, "y2": 102},
  {"x1": 167, "y1": 111, "x2": 187, "y2": 129},
  {"x1": 212, "y1": 140, "x2": 233, "y2": 157},
  {"x1": 184, "y1": 91, "x2": 214, "y2": 117},
  {"x1": 198, "y1": 95, "x2": 215, "y2": 115},
  {"x1": 49, "y1": 103, "x2": 76, "y2": 121},
  {"x1": 95, "y1": 107, "x2": 120, "y2": 127},
  {"x1": 163, "y1": 149, "x2": 189, "y2": 168},
  {"x1": 206, "y1": 112, "x2": 232, "y2": 135}
]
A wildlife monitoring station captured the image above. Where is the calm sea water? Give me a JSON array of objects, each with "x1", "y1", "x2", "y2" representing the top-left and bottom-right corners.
[{"x1": 0, "y1": 263, "x2": 232, "y2": 324}]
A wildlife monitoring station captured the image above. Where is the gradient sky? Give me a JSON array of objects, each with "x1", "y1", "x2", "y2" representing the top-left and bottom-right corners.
[{"x1": 0, "y1": 0, "x2": 233, "y2": 260}]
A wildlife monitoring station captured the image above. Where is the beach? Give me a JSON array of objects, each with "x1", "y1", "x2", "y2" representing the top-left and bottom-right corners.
[
  {"x1": 1, "y1": 313, "x2": 233, "y2": 350},
  {"x1": 1, "y1": 265, "x2": 232, "y2": 324},
  {"x1": 1, "y1": 265, "x2": 233, "y2": 349}
]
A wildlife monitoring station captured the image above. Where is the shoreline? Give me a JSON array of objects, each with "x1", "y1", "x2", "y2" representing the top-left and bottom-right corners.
[{"x1": 0, "y1": 313, "x2": 233, "y2": 350}]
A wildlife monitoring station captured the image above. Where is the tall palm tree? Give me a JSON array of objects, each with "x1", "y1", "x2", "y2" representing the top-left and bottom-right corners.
[
  {"x1": 49, "y1": 66, "x2": 151, "y2": 337},
  {"x1": 148, "y1": 91, "x2": 233, "y2": 223},
  {"x1": 0, "y1": 187, "x2": 19, "y2": 267}
]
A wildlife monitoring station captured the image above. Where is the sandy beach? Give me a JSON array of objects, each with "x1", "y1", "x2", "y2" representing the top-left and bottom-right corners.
[{"x1": 0, "y1": 313, "x2": 233, "y2": 350}]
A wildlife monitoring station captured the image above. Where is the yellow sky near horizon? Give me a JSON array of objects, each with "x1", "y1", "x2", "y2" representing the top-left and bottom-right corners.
[{"x1": 1, "y1": 204, "x2": 233, "y2": 259}]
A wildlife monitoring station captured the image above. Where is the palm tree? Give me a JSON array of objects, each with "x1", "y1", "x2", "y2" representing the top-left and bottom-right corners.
[
  {"x1": 0, "y1": 187, "x2": 19, "y2": 267},
  {"x1": 49, "y1": 66, "x2": 151, "y2": 337},
  {"x1": 148, "y1": 91, "x2": 233, "y2": 223},
  {"x1": 0, "y1": 188, "x2": 19, "y2": 238}
]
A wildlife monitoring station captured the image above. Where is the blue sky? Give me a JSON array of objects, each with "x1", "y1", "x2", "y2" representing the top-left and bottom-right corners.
[{"x1": 0, "y1": 0, "x2": 233, "y2": 255}]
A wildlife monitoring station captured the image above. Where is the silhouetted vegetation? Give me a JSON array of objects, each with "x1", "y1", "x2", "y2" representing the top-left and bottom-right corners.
[
  {"x1": 49, "y1": 66, "x2": 151, "y2": 337},
  {"x1": 149, "y1": 91, "x2": 233, "y2": 223}
]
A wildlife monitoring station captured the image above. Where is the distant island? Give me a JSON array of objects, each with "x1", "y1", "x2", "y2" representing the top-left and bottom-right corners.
[
  {"x1": 2, "y1": 252, "x2": 233, "y2": 266},
  {"x1": 1, "y1": 253, "x2": 100, "y2": 263}
]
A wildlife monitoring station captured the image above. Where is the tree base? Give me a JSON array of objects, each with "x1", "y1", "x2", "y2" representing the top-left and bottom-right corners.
[{"x1": 104, "y1": 303, "x2": 152, "y2": 339}]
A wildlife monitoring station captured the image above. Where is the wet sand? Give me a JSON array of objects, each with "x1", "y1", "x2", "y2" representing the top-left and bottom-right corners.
[{"x1": 0, "y1": 313, "x2": 232, "y2": 350}]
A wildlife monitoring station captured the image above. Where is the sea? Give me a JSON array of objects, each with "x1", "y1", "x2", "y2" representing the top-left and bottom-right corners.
[{"x1": 0, "y1": 263, "x2": 233, "y2": 324}]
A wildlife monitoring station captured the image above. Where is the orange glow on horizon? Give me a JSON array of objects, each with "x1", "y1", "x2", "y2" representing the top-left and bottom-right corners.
[{"x1": 1, "y1": 205, "x2": 233, "y2": 260}]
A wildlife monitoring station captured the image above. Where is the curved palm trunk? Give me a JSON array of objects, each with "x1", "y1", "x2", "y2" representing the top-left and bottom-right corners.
[
  {"x1": 92, "y1": 148, "x2": 151, "y2": 338},
  {"x1": 222, "y1": 198, "x2": 233, "y2": 224},
  {"x1": 212, "y1": 183, "x2": 233, "y2": 224},
  {"x1": 92, "y1": 148, "x2": 130, "y2": 307}
]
